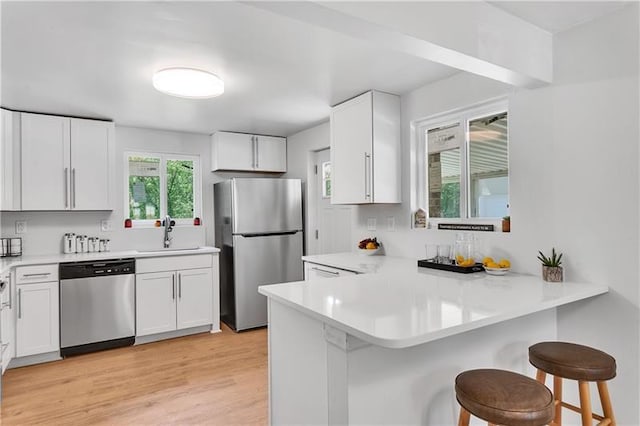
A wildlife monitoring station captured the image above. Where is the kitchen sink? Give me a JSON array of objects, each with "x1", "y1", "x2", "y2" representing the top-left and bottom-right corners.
[{"x1": 136, "y1": 247, "x2": 202, "y2": 254}]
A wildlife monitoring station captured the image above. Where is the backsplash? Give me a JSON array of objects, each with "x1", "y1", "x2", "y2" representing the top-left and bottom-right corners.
[{"x1": 0, "y1": 211, "x2": 206, "y2": 256}]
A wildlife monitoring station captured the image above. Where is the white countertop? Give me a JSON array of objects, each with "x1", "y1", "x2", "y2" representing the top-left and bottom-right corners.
[
  {"x1": 0, "y1": 246, "x2": 220, "y2": 275},
  {"x1": 261, "y1": 254, "x2": 608, "y2": 349}
]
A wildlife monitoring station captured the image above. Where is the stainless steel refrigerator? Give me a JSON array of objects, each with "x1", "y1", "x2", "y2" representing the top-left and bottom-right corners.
[{"x1": 214, "y1": 178, "x2": 303, "y2": 331}]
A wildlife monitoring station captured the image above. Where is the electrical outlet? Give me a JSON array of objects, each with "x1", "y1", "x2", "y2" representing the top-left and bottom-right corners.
[
  {"x1": 367, "y1": 218, "x2": 377, "y2": 231},
  {"x1": 15, "y1": 221, "x2": 27, "y2": 234},
  {"x1": 100, "y1": 220, "x2": 112, "y2": 232},
  {"x1": 387, "y1": 216, "x2": 396, "y2": 232}
]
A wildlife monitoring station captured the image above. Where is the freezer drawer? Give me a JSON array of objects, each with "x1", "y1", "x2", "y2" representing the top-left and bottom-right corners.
[{"x1": 232, "y1": 232, "x2": 303, "y2": 330}]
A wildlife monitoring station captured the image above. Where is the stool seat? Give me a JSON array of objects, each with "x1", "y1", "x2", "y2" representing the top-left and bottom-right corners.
[
  {"x1": 455, "y1": 369, "x2": 554, "y2": 426},
  {"x1": 529, "y1": 342, "x2": 616, "y2": 381}
]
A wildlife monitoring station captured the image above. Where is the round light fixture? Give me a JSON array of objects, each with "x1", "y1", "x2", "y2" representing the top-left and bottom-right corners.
[{"x1": 152, "y1": 67, "x2": 224, "y2": 99}]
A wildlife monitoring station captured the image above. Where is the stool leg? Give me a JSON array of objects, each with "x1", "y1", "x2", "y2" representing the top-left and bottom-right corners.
[
  {"x1": 578, "y1": 381, "x2": 592, "y2": 426},
  {"x1": 458, "y1": 407, "x2": 471, "y2": 426},
  {"x1": 597, "y1": 381, "x2": 616, "y2": 426},
  {"x1": 536, "y1": 369, "x2": 547, "y2": 384},
  {"x1": 554, "y1": 376, "x2": 563, "y2": 426}
]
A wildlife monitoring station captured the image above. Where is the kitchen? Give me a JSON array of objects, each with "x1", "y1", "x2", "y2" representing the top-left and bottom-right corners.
[{"x1": 1, "y1": 1, "x2": 639, "y2": 425}]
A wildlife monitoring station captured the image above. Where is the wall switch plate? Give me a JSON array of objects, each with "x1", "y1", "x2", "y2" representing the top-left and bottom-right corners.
[
  {"x1": 387, "y1": 216, "x2": 396, "y2": 232},
  {"x1": 15, "y1": 221, "x2": 27, "y2": 234},
  {"x1": 100, "y1": 220, "x2": 112, "y2": 232},
  {"x1": 367, "y1": 218, "x2": 377, "y2": 231}
]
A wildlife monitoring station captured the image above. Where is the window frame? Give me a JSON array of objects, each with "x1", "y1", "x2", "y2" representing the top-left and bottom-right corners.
[
  {"x1": 416, "y1": 98, "x2": 509, "y2": 221},
  {"x1": 124, "y1": 151, "x2": 202, "y2": 227}
]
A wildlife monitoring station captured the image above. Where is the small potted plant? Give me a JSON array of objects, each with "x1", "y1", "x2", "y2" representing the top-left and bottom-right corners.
[
  {"x1": 502, "y1": 216, "x2": 510, "y2": 233},
  {"x1": 537, "y1": 248, "x2": 563, "y2": 282}
]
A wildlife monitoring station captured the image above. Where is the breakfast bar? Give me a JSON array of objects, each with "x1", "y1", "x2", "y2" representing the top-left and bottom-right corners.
[{"x1": 258, "y1": 257, "x2": 608, "y2": 425}]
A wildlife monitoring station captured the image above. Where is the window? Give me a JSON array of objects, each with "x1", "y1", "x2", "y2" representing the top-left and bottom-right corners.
[
  {"x1": 422, "y1": 100, "x2": 509, "y2": 219},
  {"x1": 322, "y1": 161, "x2": 332, "y2": 198},
  {"x1": 126, "y1": 152, "x2": 201, "y2": 225}
]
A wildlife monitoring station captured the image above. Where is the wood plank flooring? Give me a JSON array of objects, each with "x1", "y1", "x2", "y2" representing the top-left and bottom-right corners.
[{"x1": 0, "y1": 325, "x2": 268, "y2": 425}]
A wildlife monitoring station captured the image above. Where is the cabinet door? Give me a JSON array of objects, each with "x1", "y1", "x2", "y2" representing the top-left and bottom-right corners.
[
  {"x1": 1, "y1": 109, "x2": 21, "y2": 211},
  {"x1": 330, "y1": 92, "x2": 373, "y2": 204},
  {"x1": 136, "y1": 272, "x2": 177, "y2": 336},
  {"x1": 255, "y1": 135, "x2": 286, "y2": 172},
  {"x1": 211, "y1": 132, "x2": 255, "y2": 171},
  {"x1": 1, "y1": 274, "x2": 15, "y2": 372},
  {"x1": 176, "y1": 268, "x2": 213, "y2": 330},
  {"x1": 16, "y1": 282, "x2": 59, "y2": 357},
  {"x1": 70, "y1": 119, "x2": 114, "y2": 210},
  {"x1": 21, "y1": 113, "x2": 71, "y2": 210},
  {"x1": 304, "y1": 262, "x2": 357, "y2": 280}
]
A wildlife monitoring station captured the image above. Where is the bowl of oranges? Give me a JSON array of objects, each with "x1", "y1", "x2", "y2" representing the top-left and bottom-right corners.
[
  {"x1": 482, "y1": 257, "x2": 511, "y2": 275},
  {"x1": 357, "y1": 237, "x2": 381, "y2": 255}
]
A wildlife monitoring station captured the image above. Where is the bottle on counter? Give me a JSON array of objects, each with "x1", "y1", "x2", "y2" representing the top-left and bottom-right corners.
[{"x1": 63, "y1": 233, "x2": 76, "y2": 254}]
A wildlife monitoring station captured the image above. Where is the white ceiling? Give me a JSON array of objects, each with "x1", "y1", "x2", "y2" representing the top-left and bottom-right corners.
[
  {"x1": 1, "y1": 1, "x2": 457, "y2": 136},
  {"x1": 490, "y1": 1, "x2": 629, "y2": 34},
  {"x1": 1, "y1": 2, "x2": 627, "y2": 137}
]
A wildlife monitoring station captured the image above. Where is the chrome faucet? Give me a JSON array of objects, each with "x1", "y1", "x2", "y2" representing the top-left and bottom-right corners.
[{"x1": 163, "y1": 215, "x2": 174, "y2": 248}]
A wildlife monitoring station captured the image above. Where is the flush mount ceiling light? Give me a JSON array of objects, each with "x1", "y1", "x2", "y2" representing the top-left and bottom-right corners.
[{"x1": 152, "y1": 67, "x2": 224, "y2": 99}]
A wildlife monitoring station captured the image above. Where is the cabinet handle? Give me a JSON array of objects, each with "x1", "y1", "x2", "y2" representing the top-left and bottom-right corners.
[
  {"x1": 172, "y1": 274, "x2": 176, "y2": 300},
  {"x1": 311, "y1": 267, "x2": 340, "y2": 276},
  {"x1": 23, "y1": 272, "x2": 51, "y2": 278},
  {"x1": 17, "y1": 288, "x2": 22, "y2": 319},
  {"x1": 72, "y1": 168, "x2": 77, "y2": 208},
  {"x1": 251, "y1": 136, "x2": 256, "y2": 169},
  {"x1": 178, "y1": 273, "x2": 182, "y2": 298},
  {"x1": 364, "y1": 153, "x2": 372, "y2": 199},
  {"x1": 64, "y1": 168, "x2": 69, "y2": 208},
  {"x1": 255, "y1": 136, "x2": 259, "y2": 169}
]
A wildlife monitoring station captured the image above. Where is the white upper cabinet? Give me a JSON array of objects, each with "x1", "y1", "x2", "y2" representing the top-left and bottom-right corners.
[
  {"x1": 1, "y1": 109, "x2": 22, "y2": 211},
  {"x1": 330, "y1": 91, "x2": 401, "y2": 204},
  {"x1": 20, "y1": 113, "x2": 114, "y2": 211},
  {"x1": 211, "y1": 131, "x2": 286, "y2": 173},
  {"x1": 71, "y1": 118, "x2": 114, "y2": 210}
]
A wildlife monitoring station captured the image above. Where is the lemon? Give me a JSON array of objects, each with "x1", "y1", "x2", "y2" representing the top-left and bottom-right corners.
[
  {"x1": 487, "y1": 261, "x2": 500, "y2": 269},
  {"x1": 482, "y1": 257, "x2": 494, "y2": 266},
  {"x1": 498, "y1": 259, "x2": 511, "y2": 268}
]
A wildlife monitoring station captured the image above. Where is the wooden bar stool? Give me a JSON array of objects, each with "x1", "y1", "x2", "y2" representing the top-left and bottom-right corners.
[
  {"x1": 455, "y1": 369, "x2": 554, "y2": 426},
  {"x1": 529, "y1": 342, "x2": 616, "y2": 426}
]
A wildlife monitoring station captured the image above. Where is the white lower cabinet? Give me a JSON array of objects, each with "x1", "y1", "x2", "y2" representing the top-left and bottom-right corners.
[
  {"x1": 1, "y1": 272, "x2": 15, "y2": 372},
  {"x1": 136, "y1": 267, "x2": 213, "y2": 337},
  {"x1": 176, "y1": 268, "x2": 213, "y2": 330},
  {"x1": 304, "y1": 262, "x2": 358, "y2": 280},
  {"x1": 16, "y1": 281, "x2": 59, "y2": 357}
]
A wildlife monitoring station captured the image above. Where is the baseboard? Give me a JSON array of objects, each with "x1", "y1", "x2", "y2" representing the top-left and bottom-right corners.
[
  {"x1": 9, "y1": 351, "x2": 62, "y2": 369},
  {"x1": 135, "y1": 325, "x2": 213, "y2": 345}
]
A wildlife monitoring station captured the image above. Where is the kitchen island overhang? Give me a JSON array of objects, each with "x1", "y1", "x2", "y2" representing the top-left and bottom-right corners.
[{"x1": 259, "y1": 266, "x2": 608, "y2": 425}]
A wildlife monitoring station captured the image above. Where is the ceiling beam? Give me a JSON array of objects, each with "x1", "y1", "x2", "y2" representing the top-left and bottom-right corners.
[{"x1": 244, "y1": 1, "x2": 552, "y2": 88}]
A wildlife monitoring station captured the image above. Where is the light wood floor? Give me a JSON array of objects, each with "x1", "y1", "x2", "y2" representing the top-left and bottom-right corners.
[{"x1": 0, "y1": 325, "x2": 268, "y2": 425}]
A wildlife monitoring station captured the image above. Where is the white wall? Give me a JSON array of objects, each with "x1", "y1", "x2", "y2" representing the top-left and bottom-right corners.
[{"x1": 348, "y1": 4, "x2": 638, "y2": 423}]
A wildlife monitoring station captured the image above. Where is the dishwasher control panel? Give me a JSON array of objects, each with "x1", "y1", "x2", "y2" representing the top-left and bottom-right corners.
[{"x1": 59, "y1": 258, "x2": 136, "y2": 279}]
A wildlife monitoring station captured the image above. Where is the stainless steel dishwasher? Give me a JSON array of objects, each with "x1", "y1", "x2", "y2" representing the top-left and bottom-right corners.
[{"x1": 59, "y1": 258, "x2": 135, "y2": 357}]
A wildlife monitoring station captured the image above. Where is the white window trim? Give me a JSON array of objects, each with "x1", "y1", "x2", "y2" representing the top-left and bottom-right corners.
[
  {"x1": 124, "y1": 151, "x2": 202, "y2": 227},
  {"x1": 414, "y1": 97, "x2": 509, "y2": 221}
]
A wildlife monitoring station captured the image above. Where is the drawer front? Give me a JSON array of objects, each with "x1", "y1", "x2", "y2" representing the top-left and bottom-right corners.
[
  {"x1": 304, "y1": 262, "x2": 357, "y2": 280},
  {"x1": 136, "y1": 254, "x2": 213, "y2": 274},
  {"x1": 16, "y1": 264, "x2": 59, "y2": 284}
]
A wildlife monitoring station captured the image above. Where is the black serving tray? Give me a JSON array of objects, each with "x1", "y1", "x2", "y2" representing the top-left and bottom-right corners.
[{"x1": 417, "y1": 259, "x2": 485, "y2": 274}]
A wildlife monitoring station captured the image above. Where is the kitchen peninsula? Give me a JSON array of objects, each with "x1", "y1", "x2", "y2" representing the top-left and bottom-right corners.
[{"x1": 258, "y1": 254, "x2": 608, "y2": 425}]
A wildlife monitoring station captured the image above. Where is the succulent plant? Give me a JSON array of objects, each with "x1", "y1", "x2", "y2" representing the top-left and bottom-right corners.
[{"x1": 537, "y1": 248, "x2": 563, "y2": 267}]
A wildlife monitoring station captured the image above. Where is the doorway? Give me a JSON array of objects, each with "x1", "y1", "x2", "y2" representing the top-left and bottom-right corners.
[{"x1": 312, "y1": 149, "x2": 352, "y2": 255}]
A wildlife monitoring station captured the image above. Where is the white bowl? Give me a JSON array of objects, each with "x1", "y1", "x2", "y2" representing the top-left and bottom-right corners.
[
  {"x1": 485, "y1": 266, "x2": 509, "y2": 276},
  {"x1": 358, "y1": 247, "x2": 381, "y2": 256}
]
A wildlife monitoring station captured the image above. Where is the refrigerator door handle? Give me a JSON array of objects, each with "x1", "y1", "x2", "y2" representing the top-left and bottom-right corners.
[{"x1": 239, "y1": 231, "x2": 299, "y2": 238}]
